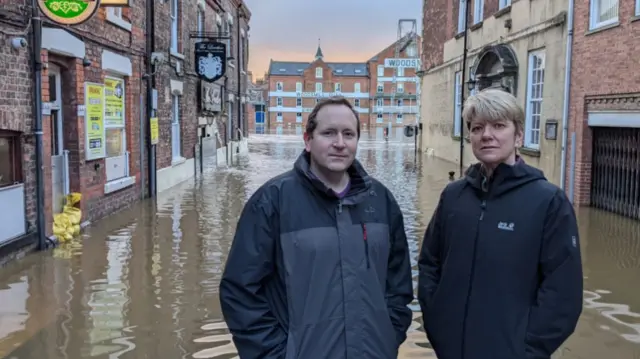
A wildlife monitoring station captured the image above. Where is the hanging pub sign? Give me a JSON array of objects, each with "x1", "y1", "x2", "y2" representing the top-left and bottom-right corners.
[
  {"x1": 38, "y1": 0, "x2": 102, "y2": 25},
  {"x1": 38, "y1": 0, "x2": 130, "y2": 25},
  {"x1": 195, "y1": 41, "x2": 227, "y2": 83}
]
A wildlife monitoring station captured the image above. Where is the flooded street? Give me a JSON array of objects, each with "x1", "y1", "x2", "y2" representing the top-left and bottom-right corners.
[{"x1": 0, "y1": 131, "x2": 639, "y2": 358}]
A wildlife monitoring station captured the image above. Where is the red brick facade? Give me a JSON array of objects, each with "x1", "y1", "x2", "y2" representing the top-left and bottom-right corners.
[
  {"x1": 264, "y1": 36, "x2": 421, "y2": 132},
  {"x1": 567, "y1": 1, "x2": 640, "y2": 205},
  {"x1": 0, "y1": 0, "x2": 250, "y2": 249}
]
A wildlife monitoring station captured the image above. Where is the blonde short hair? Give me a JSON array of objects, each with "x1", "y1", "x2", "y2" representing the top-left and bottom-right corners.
[{"x1": 462, "y1": 88, "x2": 524, "y2": 133}]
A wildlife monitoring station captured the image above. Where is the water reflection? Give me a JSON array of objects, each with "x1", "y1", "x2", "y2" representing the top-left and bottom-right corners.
[{"x1": 0, "y1": 131, "x2": 638, "y2": 358}]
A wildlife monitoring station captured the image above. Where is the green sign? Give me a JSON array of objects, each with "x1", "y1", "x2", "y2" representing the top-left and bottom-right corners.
[{"x1": 38, "y1": 0, "x2": 101, "y2": 25}]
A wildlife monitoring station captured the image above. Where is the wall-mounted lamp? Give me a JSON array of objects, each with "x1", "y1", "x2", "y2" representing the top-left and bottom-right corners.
[
  {"x1": 467, "y1": 79, "x2": 476, "y2": 92},
  {"x1": 82, "y1": 57, "x2": 92, "y2": 67}
]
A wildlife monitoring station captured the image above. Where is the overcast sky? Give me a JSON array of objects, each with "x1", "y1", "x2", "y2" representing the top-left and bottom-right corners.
[{"x1": 243, "y1": 0, "x2": 422, "y2": 79}]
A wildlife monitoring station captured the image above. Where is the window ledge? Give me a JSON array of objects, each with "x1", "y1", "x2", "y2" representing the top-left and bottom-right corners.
[
  {"x1": 494, "y1": 5, "x2": 511, "y2": 18},
  {"x1": 104, "y1": 176, "x2": 135, "y2": 194},
  {"x1": 519, "y1": 147, "x2": 540, "y2": 157},
  {"x1": 631, "y1": 15, "x2": 640, "y2": 23},
  {"x1": 172, "y1": 156, "x2": 186, "y2": 166},
  {"x1": 586, "y1": 21, "x2": 620, "y2": 35},
  {"x1": 470, "y1": 21, "x2": 483, "y2": 31},
  {"x1": 170, "y1": 51, "x2": 185, "y2": 60},
  {"x1": 455, "y1": 31, "x2": 465, "y2": 40},
  {"x1": 106, "y1": 12, "x2": 132, "y2": 32}
]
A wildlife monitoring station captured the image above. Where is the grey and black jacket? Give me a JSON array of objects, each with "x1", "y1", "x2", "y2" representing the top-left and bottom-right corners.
[{"x1": 220, "y1": 150, "x2": 414, "y2": 359}]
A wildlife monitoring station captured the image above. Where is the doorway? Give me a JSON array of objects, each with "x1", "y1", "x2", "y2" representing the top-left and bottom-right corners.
[{"x1": 48, "y1": 64, "x2": 68, "y2": 214}]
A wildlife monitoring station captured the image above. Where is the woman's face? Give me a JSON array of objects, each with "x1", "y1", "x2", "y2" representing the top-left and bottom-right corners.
[{"x1": 468, "y1": 117, "x2": 522, "y2": 168}]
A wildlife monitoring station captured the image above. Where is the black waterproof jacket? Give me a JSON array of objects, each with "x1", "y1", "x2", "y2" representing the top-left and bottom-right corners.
[
  {"x1": 418, "y1": 161, "x2": 583, "y2": 359},
  {"x1": 220, "y1": 151, "x2": 414, "y2": 359}
]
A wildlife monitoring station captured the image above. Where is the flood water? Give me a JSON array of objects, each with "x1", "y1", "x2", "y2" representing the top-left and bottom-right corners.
[{"x1": 0, "y1": 130, "x2": 639, "y2": 358}]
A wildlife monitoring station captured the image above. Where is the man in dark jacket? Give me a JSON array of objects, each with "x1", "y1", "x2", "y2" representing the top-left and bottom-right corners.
[
  {"x1": 418, "y1": 89, "x2": 583, "y2": 359},
  {"x1": 220, "y1": 96, "x2": 414, "y2": 359}
]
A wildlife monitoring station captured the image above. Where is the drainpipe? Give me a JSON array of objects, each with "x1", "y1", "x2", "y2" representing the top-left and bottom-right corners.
[
  {"x1": 458, "y1": 0, "x2": 471, "y2": 178},
  {"x1": 559, "y1": 0, "x2": 575, "y2": 195},
  {"x1": 31, "y1": 0, "x2": 47, "y2": 250},
  {"x1": 145, "y1": 0, "x2": 157, "y2": 197},
  {"x1": 236, "y1": 4, "x2": 242, "y2": 140}
]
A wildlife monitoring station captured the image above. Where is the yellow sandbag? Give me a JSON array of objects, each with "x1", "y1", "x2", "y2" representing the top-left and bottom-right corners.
[{"x1": 66, "y1": 192, "x2": 82, "y2": 206}]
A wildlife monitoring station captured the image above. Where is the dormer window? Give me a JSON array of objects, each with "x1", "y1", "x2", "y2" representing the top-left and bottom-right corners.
[{"x1": 316, "y1": 67, "x2": 322, "y2": 78}]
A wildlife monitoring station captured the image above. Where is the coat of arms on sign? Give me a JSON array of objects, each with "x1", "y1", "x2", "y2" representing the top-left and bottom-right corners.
[{"x1": 194, "y1": 41, "x2": 227, "y2": 83}]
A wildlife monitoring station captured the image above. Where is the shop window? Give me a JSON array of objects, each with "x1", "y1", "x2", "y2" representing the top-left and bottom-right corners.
[
  {"x1": 0, "y1": 131, "x2": 22, "y2": 188},
  {"x1": 104, "y1": 76, "x2": 128, "y2": 182}
]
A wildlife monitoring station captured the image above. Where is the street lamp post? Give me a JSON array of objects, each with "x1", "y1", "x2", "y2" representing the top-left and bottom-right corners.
[{"x1": 458, "y1": 0, "x2": 471, "y2": 178}]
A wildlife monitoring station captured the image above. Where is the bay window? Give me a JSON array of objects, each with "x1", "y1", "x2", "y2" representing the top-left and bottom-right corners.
[{"x1": 0, "y1": 131, "x2": 21, "y2": 188}]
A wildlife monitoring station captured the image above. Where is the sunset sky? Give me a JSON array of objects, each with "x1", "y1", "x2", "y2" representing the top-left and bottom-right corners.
[{"x1": 243, "y1": 0, "x2": 422, "y2": 79}]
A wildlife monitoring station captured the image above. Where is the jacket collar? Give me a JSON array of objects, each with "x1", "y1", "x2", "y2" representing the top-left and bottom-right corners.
[{"x1": 294, "y1": 150, "x2": 371, "y2": 201}]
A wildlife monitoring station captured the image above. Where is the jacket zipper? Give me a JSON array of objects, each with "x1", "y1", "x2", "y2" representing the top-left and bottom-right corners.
[
  {"x1": 460, "y1": 199, "x2": 486, "y2": 359},
  {"x1": 338, "y1": 200, "x2": 343, "y2": 213},
  {"x1": 361, "y1": 223, "x2": 370, "y2": 268}
]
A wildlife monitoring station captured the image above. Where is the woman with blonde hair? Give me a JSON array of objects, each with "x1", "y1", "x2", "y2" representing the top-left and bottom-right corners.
[{"x1": 418, "y1": 89, "x2": 583, "y2": 359}]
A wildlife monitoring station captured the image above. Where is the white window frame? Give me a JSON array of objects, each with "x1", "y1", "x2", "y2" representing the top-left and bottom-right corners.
[
  {"x1": 396, "y1": 113, "x2": 403, "y2": 123},
  {"x1": 276, "y1": 97, "x2": 283, "y2": 106},
  {"x1": 453, "y1": 71, "x2": 462, "y2": 137},
  {"x1": 296, "y1": 112, "x2": 302, "y2": 123},
  {"x1": 276, "y1": 112, "x2": 283, "y2": 122},
  {"x1": 377, "y1": 113, "x2": 383, "y2": 123},
  {"x1": 458, "y1": 0, "x2": 467, "y2": 33},
  {"x1": 335, "y1": 83, "x2": 342, "y2": 92},
  {"x1": 296, "y1": 97, "x2": 302, "y2": 107},
  {"x1": 354, "y1": 83, "x2": 361, "y2": 92},
  {"x1": 377, "y1": 98, "x2": 383, "y2": 107},
  {"x1": 474, "y1": 0, "x2": 483, "y2": 24},
  {"x1": 354, "y1": 99, "x2": 360, "y2": 107},
  {"x1": 196, "y1": 7, "x2": 204, "y2": 42},
  {"x1": 377, "y1": 65, "x2": 384, "y2": 77},
  {"x1": 524, "y1": 50, "x2": 545, "y2": 150},
  {"x1": 104, "y1": 75, "x2": 128, "y2": 182},
  {"x1": 377, "y1": 83, "x2": 383, "y2": 93},
  {"x1": 170, "y1": 0, "x2": 179, "y2": 53},
  {"x1": 106, "y1": 7, "x2": 131, "y2": 31},
  {"x1": 636, "y1": 0, "x2": 640, "y2": 16},
  {"x1": 397, "y1": 99, "x2": 404, "y2": 107},
  {"x1": 171, "y1": 94, "x2": 182, "y2": 161},
  {"x1": 589, "y1": 0, "x2": 619, "y2": 30},
  {"x1": 315, "y1": 67, "x2": 322, "y2": 78},
  {"x1": 296, "y1": 82, "x2": 302, "y2": 92},
  {"x1": 276, "y1": 82, "x2": 283, "y2": 91},
  {"x1": 397, "y1": 67, "x2": 405, "y2": 77},
  {"x1": 499, "y1": 0, "x2": 511, "y2": 9},
  {"x1": 315, "y1": 82, "x2": 322, "y2": 93},
  {"x1": 396, "y1": 82, "x2": 404, "y2": 93}
]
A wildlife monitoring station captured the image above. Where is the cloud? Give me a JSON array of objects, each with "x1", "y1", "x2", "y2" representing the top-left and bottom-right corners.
[{"x1": 244, "y1": 0, "x2": 422, "y2": 78}]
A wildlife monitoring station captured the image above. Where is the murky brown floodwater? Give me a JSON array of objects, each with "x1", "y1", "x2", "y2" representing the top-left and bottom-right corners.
[{"x1": 0, "y1": 129, "x2": 639, "y2": 358}]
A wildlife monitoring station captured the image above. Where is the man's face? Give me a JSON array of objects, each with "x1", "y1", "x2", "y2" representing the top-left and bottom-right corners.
[
  {"x1": 304, "y1": 104, "x2": 359, "y2": 173},
  {"x1": 469, "y1": 117, "x2": 522, "y2": 167}
]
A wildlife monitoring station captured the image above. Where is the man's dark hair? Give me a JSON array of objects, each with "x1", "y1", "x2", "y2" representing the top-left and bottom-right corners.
[{"x1": 305, "y1": 96, "x2": 361, "y2": 138}]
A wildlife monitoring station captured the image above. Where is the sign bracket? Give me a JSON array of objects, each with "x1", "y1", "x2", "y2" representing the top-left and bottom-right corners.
[{"x1": 189, "y1": 31, "x2": 231, "y2": 40}]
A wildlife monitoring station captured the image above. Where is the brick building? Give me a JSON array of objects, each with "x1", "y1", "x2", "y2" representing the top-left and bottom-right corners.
[
  {"x1": 263, "y1": 35, "x2": 421, "y2": 135},
  {"x1": 153, "y1": 0, "x2": 250, "y2": 192},
  {"x1": 566, "y1": 0, "x2": 640, "y2": 219},
  {"x1": 420, "y1": 0, "x2": 569, "y2": 185},
  {"x1": 0, "y1": 0, "x2": 250, "y2": 255}
]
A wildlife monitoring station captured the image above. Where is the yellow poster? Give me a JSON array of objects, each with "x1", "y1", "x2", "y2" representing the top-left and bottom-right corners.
[
  {"x1": 85, "y1": 83, "x2": 106, "y2": 160},
  {"x1": 104, "y1": 77, "x2": 125, "y2": 127},
  {"x1": 150, "y1": 117, "x2": 159, "y2": 145}
]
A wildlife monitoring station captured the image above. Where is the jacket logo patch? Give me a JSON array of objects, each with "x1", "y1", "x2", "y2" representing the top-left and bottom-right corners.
[{"x1": 497, "y1": 222, "x2": 515, "y2": 231}]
